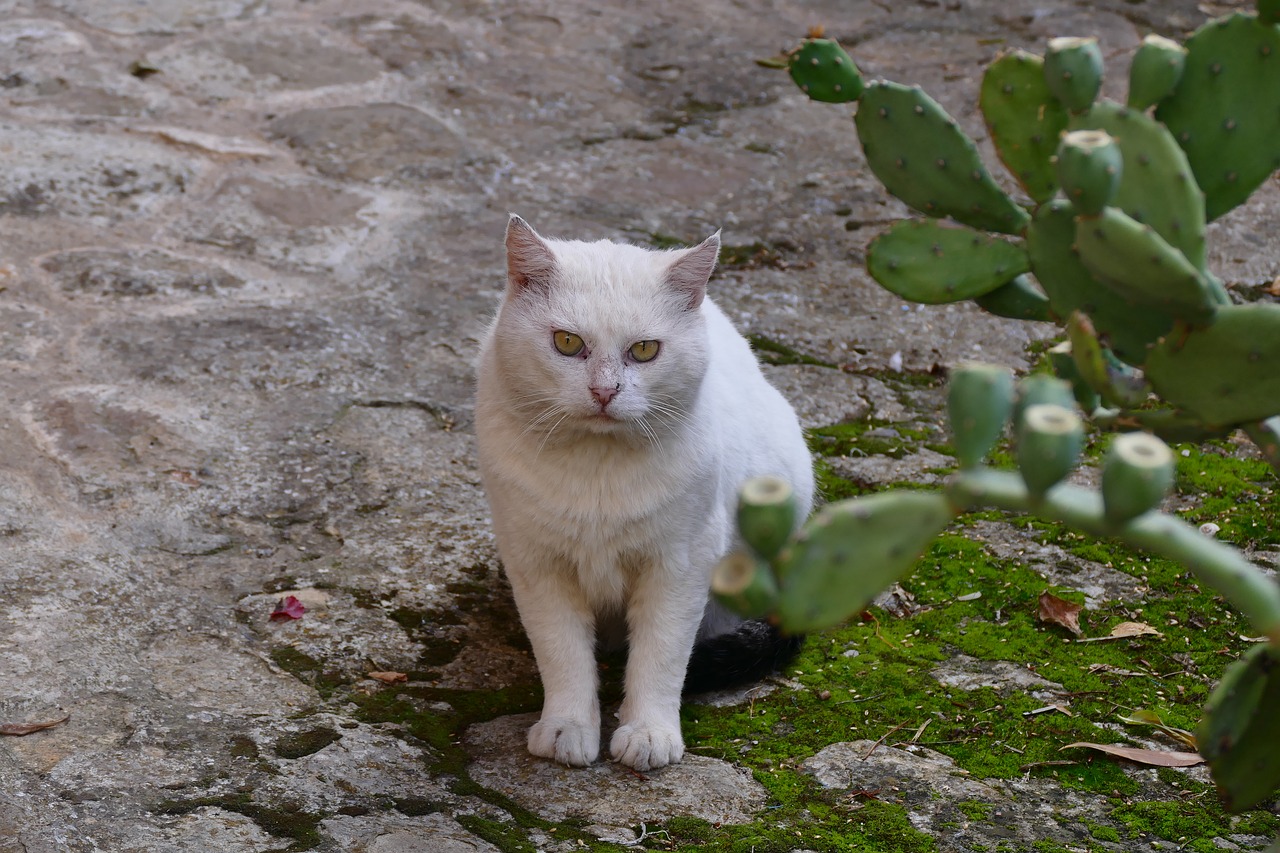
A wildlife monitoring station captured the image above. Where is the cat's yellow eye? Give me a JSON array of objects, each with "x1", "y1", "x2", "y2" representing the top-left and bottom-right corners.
[
  {"x1": 552, "y1": 330, "x2": 585, "y2": 357},
  {"x1": 629, "y1": 340, "x2": 660, "y2": 362}
]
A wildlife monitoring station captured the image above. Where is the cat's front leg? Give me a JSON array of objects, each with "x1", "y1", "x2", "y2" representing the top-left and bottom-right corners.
[
  {"x1": 506, "y1": 566, "x2": 601, "y2": 766},
  {"x1": 610, "y1": 556, "x2": 706, "y2": 771}
]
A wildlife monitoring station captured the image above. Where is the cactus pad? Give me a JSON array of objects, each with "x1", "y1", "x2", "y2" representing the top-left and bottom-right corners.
[
  {"x1": 947, "y1": 363, "x2": 1015, "y2": 469},
  {"x1": 979, "y1": 49, "x2": 1071, "y2": 204},
  {"x1": 855, "y1": 81, "x2": 1031, "y2": 234},
  {"x1": 1074, "y1": 207, "x2": 1219, "y2": 325},
  {"x1": 1025, "y1": 200, "x2": 1172, "y2": 364},
  {"x1": 1016, "y1": 403, "x2": 1085, "y2": 497},
  {"x1": 1055, "y1": 129, "x2": 1122, "y2": 216},
  {"x1": 1145, "y1": 303, "x2": 1280, "y2": 426},
  {"x1": 775, "y1": 492, "x2": 957, "y2": 633},
  {"x1": 1071, "y1": 100, "x2": 1206, "y2": 270},
  {"x1": 1155, "y1": 13, "x2": 1280, "y2": 221},
  {"x1": 867, "y1": 219, "x2": 1030, "y2": 304},
  {"x1": 788, "y1": 37, "x2": 865, "y2": 103},
  {"x1": 1043, "y1": 37, "x2": 1104, "y2": 112},
  {"x1": 1101, "y1": 432, "x2": 1175, "y2": 525},
  {"x1": 1197, "y1": 643, "x2": 1280, "y2": 812},
  {"x1": 973, "y1": 273, "x2": 1054, "y2": 322},
  {"x1": 1127, "y1": 34, "x2": 1187, "y2": 111},
  {"x1": 737, "y1": 476, "x2": 799, "y2": 561}
]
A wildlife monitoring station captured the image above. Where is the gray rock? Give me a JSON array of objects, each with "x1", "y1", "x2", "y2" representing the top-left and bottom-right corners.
[{"x1": 466, "y1": 714, "x2": 768, "y2": 837}]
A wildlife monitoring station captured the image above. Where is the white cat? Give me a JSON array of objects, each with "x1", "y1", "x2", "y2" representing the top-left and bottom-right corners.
[{"x1": 475, "y1": 216, "x2": 814, "y2": 771}]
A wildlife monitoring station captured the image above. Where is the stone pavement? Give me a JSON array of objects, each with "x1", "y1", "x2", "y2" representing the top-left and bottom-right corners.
[{"x1": 0, "y1": 0, "x2": 1275, "y2": 851}]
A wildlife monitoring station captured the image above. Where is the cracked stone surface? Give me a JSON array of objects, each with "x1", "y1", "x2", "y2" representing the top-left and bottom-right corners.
[{"x1": 0, "y1": 0, "x2": 1277, "y2": 851}]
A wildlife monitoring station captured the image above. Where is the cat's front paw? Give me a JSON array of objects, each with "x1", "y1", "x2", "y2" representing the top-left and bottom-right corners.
[
  {"x1": 610, "y1": 720, "x2": 684, "y2": 771},
  {"x1": 528, "y1": 717, "x2": 600, "y2": 766}
]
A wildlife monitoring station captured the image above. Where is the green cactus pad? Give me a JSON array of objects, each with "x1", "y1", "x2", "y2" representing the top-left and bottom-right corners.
[
  {"x1": 774, "y1": 492, "x2": 957, "y2": 633},
  {"x1": 1101, "y1": 432, "x2": 1175, "y2": 525},
  {"x1": 788, "y1": 37, "x2": 865, "y2": 104},
  {"x1": 979, "y1": 49, "x2": 1071, "y2": 204},
  {"x1": 1071, "y1": 100, "x2": 1206, "y2": 270},
  {"x1": 1026, "y1": 200, "x2": 1173, "y2": 364},
  {"x1": 737, "y1": 475, "x2": 799, "y2": 561},
  {"x1": 947, "y1": 363, "x2": 1015, "y2": 469},
  {"x1": 1044, "y1": 37, "x2": 1104, "y2": 112},
  {"x1": 1074, "y1": 207, "x2": 1219, "y2": 325},
  {"x1": 1014, "y1": 374, "x2": 1076, "y2": 426},
  {"x1": 1055, "y1": 129, "x2": 1122, "y2": 215},
  {"x1": 855, "y1": 81, "x2": 1031, "y2": 234},
  {"x1": 973, "y1": 273, "x2": 1054, "y2": 322},
  {"x1": 1261, "y1": 0, "x2": 1280, "y2": 24},
  {"x1": 1016, "y1": 403, "x2": 1085, "y2": 497},
  {"x1": 1145, "y1": 303, "x2": 1280, "y2": 426},
  {"x1": 1156, "y1": 13, "x2": 1280, "y2": 221},
  {"x1": 867, "y1": 219, "x2": 1030, "y2": 304},
  {"x1": 1065, "y1": 311, "x2": 1112, "y2": 397},
  {"x1": 712, "y1": 551, "x2": 780, "y2": 619},
  {"x1": 1197, "y1": 643, "x2": 1280, "y2": 812},
  {"x1": 1127, "y1": 34, "x2": 1187, "y2": 111},
  {"x1": 1046, "y1": 342, "x2": 1101, "y2": 413}
]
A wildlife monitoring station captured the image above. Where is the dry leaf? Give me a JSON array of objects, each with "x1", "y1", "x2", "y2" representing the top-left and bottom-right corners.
[
  {"x1": 0, "y1": 713, "x2": 70, "y2": 736},
  {"x1": 1062, "y1": 742, "x2": 1202, "y2": 767},
  {"x1": 1077, "y1": 621, "x2": 1162, "y2": 642},
  {"x1": 368, "y1": 671, "x2": 408, "y2": 684},
  {"x1": 269, "y1": 595, "x2": 306, "y2": 622},
  {"x1": 1118, "y1": 709, "x2": 1197, "y2": 750},
  {"x1": 1038, "y1": 592, "x2": 1083, "y2": 637}
]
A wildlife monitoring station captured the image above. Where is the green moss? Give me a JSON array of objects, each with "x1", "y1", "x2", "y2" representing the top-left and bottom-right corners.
[
  {"x1": 268, "y1": 647, "x2": 349, "y2": 699},
  {"x1": 745, "y1": 334, "x2": 835, "y2": 368},
  {"x1": 956, "y1": 800, "x2": 994, "y2": 822},
  {"x1": 154, "y1": 794, "x2": 322, "y2": 851},
  {"x1": 1111, "y1": 800, "x2": 1278, "y2": 852},
  {"x1": 273, "y1": 726, "x2": 341, "y2": 760}
]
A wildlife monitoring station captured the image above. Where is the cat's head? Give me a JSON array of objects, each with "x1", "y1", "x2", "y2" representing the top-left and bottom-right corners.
[{"x1": 490, "y1": 215, "x2": 719, "y2": 441}]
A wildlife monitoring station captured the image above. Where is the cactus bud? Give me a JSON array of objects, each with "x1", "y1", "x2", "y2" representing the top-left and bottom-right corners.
[
  {"x1": 1054, "y1": 130, "x2": 1122, "y2": 216},
  {"x1": 737, "y1": 475, "x2": 799, "y2": 560},
  {"x1": 711, "y1": 551, "x2": 780, "y2": 619},
  {"x1": 788, "y1": 37, "x2": 865, "y2": 103},
  {"x1": 1017, "y1": 404, "x2": 1085, "y2": 497},
  {"x1": 947, "y1": 363, "x2": 1015, "y2": 469},
  {"x1": 1014, "y1": 374, "x2": 1076, "y2": 426},
  {"x1": 1044, "y1": 37, "x2": 1104, "y2": 112},
  {"x1": 1127, "y1": 34, "x2": 1187, "y2": 111},
  {"x1": 1101, "y1": 432, "x2": 1175, "y2": 524}
]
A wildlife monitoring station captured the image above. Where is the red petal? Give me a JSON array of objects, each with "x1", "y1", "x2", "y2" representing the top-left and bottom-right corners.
[{"x1": 269, "y1": 595, "x2": 306, "y2": 621}]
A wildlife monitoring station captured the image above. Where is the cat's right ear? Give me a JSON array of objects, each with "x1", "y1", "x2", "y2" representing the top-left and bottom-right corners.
[{"x1": 505, "y1": 214, "x2": 557, "y2": 296}]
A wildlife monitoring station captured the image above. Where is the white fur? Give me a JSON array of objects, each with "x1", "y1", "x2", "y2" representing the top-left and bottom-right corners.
[{"x1": 475, "y1": 217, "x2": 814, "y2": 770}]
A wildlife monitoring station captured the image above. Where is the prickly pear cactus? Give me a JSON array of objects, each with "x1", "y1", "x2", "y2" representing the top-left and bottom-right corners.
[
  {"x1": 1073, "y1": 207, "x2": 1218, "y2": 324},
  {"x1": 854, "y1": 81, "x2": 1030, "y2": 234},
  {"x1": 980, "y1": 49, "x2": 1069, "y2": 204},
  {"x1": 1155, "y1": 13, "x2": 1280, "y2": 221},
  {"x1": 1025, "y1": 200, "x2": 1172, "y2": 365},
  {"x1": 1197, "y1": 643, "x2": 1280, "y2": 811},
  {"x1": 866, "y1": 219, "x2": 1030, "y2": 304},
  {"x1": 788, "y1": 37, "x2": 864, "y2": 103},
  {"x1": 772, "y1": 9, "x2": 1280, "y2": 466},
  {"x1": 1127, "y1": 34, "x2": 1187, "y2": 111},
  {"x1": 1070, "y1": 101, "x2": 1207, "y2": 270},
  {"x1": 1043, "y1": 37, "x2": 1104, "y2": 112},
  {"x1": 1054, "y1": 129, "x2": 1122, "y2": 216},
  {"x1": 723, "y1": 363, "x2": 1280, "y2": 810},
  {"x1": 1145, "y1": 304, "x2": 1280, "y2": 426},
  {"x1": 774, "y1": 492, "x2": 957, "y2": 633}
]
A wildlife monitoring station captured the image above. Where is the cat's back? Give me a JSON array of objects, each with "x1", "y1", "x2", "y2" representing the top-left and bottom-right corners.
[{"x1": 698, "y1": 297, "x2": 813, "y2": 500}]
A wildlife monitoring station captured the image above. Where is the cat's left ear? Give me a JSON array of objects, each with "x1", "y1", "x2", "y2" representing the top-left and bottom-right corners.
[{"x1": 665, "y1": 231, "x2": 720, "y2": 310}]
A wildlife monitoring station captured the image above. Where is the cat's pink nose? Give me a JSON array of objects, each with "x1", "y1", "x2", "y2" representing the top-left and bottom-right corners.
[{"x1": 591, "y1": 385, "x2": 619, "y2": 406}]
